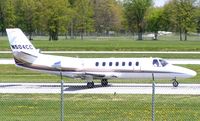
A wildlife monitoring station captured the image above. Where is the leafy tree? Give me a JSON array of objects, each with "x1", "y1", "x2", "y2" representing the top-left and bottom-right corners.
[
  {"x1": 196, "y1": 4, "x2": 200, "y2": 33},
  {"x1": 68, "y1": 0, "x2": 77, "y2": 39},
  {"x1": 4, "y1": 0, "x2": 16, "y2": 28},
  {"x1": 0, "y1": 0, "x2": 6, "y2": 35},
  {"x1": 73, "y1": 0, "x2": 94, "y2": 39},
  {"x1": 15, "y1": 0, "x2": 38, "y2": 40},
  {"x1": 146, "y1": 7, "x2": 164, "y2": 40},
  {"x1": 198, "y1": 20, "x2": 200, "y2": 33},
  {"x1": 110, "y1": 0, "x2": 124, "y2": 33},
  {"x1": 170, "y1": 0, "x2": 197, "y2": 41},
  {"x1": 91, "y1": 0, "x2": 123, "y2": 35},
  {"x1": 162, "y1": 2, "x2": 176, "y2": 32},
  {"x1": 38, "y1": 0, "x2": 69, "y2": 40},
  {"x1": 124, "y1": 0, "x2": 153, "y2": 40}
]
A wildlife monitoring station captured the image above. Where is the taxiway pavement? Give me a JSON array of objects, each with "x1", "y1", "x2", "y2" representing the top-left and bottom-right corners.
[{"x1": 0, "y1": 83, "x2": 200, "y2": 95}]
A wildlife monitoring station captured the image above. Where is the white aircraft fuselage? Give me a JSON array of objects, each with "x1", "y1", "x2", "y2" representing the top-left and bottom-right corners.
[{"x1": 6, "y1": 28, "x2": 197, "y2": 88}]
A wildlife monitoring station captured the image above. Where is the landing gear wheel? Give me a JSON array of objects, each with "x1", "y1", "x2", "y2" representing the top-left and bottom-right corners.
[
  {"x1": 101, "y1": 79, "x2": 108, "y2": 87},
  {"x1": 172, "y1": 80, "x2": 179, "y2": 87},
  {"x1": 87, "y1": 82, "x2": 94, "y2": 88}
]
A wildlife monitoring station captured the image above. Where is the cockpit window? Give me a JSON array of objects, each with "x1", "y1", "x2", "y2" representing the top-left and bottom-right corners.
[
  {"x1": 159, "y1": 59, "x2": 168, "y2": 67},
  {"x1": 153, "y1": 59, "x2": 159, "y2": 67}
]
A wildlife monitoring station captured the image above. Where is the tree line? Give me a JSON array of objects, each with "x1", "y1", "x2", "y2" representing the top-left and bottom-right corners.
[{"x1": 0, "y1": 0, "x2": 200, "y2": 41}]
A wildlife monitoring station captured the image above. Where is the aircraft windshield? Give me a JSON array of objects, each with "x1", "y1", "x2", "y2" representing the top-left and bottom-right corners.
[
  {"x1": 153, "y1": 59, "x2": 168, "y2": 67},
  {"x1": 153, "y1": 59, "x2": 160, "y2": 67},
  {"x1": 159, "y1": 59, "x2": 168, "y2": 67}
]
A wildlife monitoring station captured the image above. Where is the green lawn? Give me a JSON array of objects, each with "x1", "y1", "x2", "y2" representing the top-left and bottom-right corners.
[
  {"x1": 31, "y1": 39, "x2": 200, "y2": 51},
  {"x1": 1, "y1": 94, "x2": 200, "y2": 121},
  {"x1": 0, "y1": 35, "x2": 200, "y2": 51}
]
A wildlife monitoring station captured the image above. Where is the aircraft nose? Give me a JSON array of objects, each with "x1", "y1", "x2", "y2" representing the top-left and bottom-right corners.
[
  {"x1": 183, "y1": 68, "x2": 197, "y2": 78},
  {"x1": 187, "y1": 69, "x2": 197, "y2": 77},
  {"x1": 175, "y1": 66, "x2": 197, "y2": 78}
]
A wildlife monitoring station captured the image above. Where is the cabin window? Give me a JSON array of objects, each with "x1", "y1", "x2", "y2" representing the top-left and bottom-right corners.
[
  {"x1": 116, "y1": 62, "x2": 119, "y2": 66},
  {"x1": 109, "y1": 62, "x2": 112, "y2": 66},
  {"x1": 102, "y1": 62, "x2": 106, "y2": 66},
  {"x1": 129, "y1": 62, "x2": 132, "y2": 66},
  {"x1": 122, "y1": 62, "x2": 125, "y2": 66},
  {"x1": 136, "y1": 62, "x2": 139, "y2": 66},
  {"x1": 95, "y1": 62, "x2": 99, "y2": 66}
]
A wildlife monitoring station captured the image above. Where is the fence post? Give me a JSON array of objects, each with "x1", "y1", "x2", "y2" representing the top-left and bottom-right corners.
[
  {"x1": 60, "y1": 71, "x2": 64, "y2": 121},
  {"x1": 152, "y1": 73, "x2": 155, "y2": 121}
]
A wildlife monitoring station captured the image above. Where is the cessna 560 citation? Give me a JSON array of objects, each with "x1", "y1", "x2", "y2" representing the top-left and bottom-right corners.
[{"x1": 6, "y1": 28, "x2": 197, "y2": 88}]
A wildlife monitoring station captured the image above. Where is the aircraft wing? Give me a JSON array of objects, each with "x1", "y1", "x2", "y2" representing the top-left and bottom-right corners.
[
  {"x1": 76, "y1": 72, "x2": 117, "y2": 80},
  {"x1": 84, "y1": 73, "x2": 106, "y2": 78},
  {"x1": 167, "y1": 59, "x2": 200, "y2": 65}
]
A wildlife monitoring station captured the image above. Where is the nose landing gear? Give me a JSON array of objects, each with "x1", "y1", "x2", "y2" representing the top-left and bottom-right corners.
[{"x1": 172, "y1": 79, "x2": 179, "y2": 87}]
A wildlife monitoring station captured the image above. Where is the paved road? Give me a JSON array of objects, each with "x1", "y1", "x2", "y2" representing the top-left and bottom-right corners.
[
  {"x1": 1, "y1": 59, "x2": 200, "y2": 65},
  {"x1": 0, "y1": 59, "x2": 14, "y2": 64},
  {"x1": 0, "y1": 83, "x2": 200, "y2": 95}
]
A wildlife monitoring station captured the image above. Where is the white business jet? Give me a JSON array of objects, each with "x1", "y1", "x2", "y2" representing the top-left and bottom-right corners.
[{"x1": 6, "y1": 28, "x2": 197, "y2": 88}]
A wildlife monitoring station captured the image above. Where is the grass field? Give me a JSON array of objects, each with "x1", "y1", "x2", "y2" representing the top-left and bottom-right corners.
[
  {"x1": 1, "y1": 94, "x2": 200, "y2": 121},
  {"x1": 0, "y1": 35, "x2": 200, "y2": 51}
]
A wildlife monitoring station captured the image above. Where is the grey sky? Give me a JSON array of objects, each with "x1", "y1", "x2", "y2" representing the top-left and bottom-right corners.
[
  {"x1": 119, "y1": 0, "x2": 170, "y2": 7},
  {"x1": 154, "y1": 0, "x2": 169, "y2": 7}
]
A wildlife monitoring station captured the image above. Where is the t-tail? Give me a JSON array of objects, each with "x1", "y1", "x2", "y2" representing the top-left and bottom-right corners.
[{"x1": 6, "y1": 28, "x2": 39, "y2": 66}]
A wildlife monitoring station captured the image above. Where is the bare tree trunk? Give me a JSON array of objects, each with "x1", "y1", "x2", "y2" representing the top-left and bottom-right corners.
[
  {"x1": 65, "y1": 32, "x2": 68, "y2": 39},
  {"x1": 48, "y1": 20, "x2": 59, "y2": 41},
  {"x1": 179, "y1": 28, "x2": 183, "y2": 41},
  {"x1": 81, "y1": 29, "x2": 83, "y2": 40},
  {"x1": 70, "y1": 21, "x2": 74, "y2": 39},
  {"x1": 1, "y1": 29, "x2": 3, "y2": 36},
  {"x1": 137, "y1": 24, "x2": 143, "y2": 40},
  {"x1": 29, "y1": 33, "x2": 32, "y2": 41},
  {"x1": 138, "y1": 32, "x2": 143, "y2": 40},
  {"x1": 154, "y1": 31, "x2": 158, "y2": 40},
  {"x1": 184, "y1": 29, "x2": 187, "y2": 41},
  {"x1": 49, "y1": 30, "x2": 52, "y2": 41}
]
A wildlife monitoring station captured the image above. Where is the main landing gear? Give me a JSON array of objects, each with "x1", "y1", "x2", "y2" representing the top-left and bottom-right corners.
[
  {"x1": 101, "y1": 79, "x2": 108, "y2": 87},
  {"x1": 87, "y1": 81, "x2": 94, "y2": 88},
  {"x1": 86, "y1": 79, "x2": 108, "y2": 88},
  {"x1": 172, "y1": 79, "x2": 179, "y2": 87}
]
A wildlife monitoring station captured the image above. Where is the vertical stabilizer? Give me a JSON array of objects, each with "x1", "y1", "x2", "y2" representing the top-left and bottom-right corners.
[
  {"x1": 6, "y1": 28, "x2": 39, "y2": 65},
  {"x1": 6, "y1": 28, "x2": 38, "y2": 54}
]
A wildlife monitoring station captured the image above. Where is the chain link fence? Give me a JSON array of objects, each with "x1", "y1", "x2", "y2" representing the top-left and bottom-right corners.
[
  {"x1": 1, "y1": 32, "x2": 199, "y2": 41},
  {"x1": 1, "y1": 82, "x2": 200, "y2": 121}
]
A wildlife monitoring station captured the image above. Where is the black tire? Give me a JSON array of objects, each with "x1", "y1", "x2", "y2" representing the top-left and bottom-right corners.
[
  {"x1": 172, "y1": 81, "x2": 179, "y2": 87},
  {"x1": 101, "y1": 79, "x2": 108, "y2": 87},
  {"x1": 87, "y1": 82, "x2": 94, "y2": 88}
]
